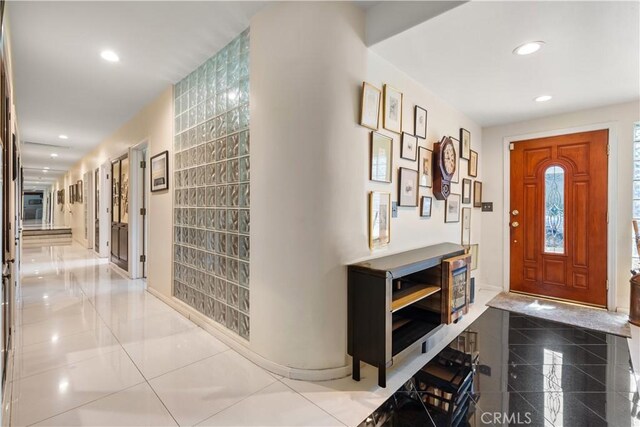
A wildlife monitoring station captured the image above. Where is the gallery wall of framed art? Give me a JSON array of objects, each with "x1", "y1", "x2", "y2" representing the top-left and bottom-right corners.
[{"x1": 358, "y1": 60, "x2": 483, "y2": 282}]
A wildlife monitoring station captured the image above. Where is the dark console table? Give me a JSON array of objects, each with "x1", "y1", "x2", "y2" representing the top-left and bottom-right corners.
[{"x1": 347, "y1": 243, "x2": 469, "y2": 387}]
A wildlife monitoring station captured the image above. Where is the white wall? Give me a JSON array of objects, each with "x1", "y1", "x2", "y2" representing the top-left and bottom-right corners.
[
  {"x1": 251, "y1": 1, "x2": 484, "y2": 373},
  {"x1": 481, "y1": 100, "x2": 640, "y2": 311},
  {"x1": 53, "y1": 87, "x2": 173, "y2": 296}
]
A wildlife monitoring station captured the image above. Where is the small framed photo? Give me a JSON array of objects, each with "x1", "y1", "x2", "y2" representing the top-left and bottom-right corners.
[
  {"x1": 69, "y1": 185, "x2": 75, "y2": 204},
  {"x1": 360, "y1": 82, "x2": 381, "y2": 130},
  {"x1": 418, "y1": 147, "x2": 432, "y2": 188},
  {"x1": 450, "y1": 137, "x2": 460, "y2": 184},
  {"x1": 398, "y1": 167, "x2": 418, "y2": 207},
  {"x1": 401, "y1": 132, "x2": 418, "y2": 161},
  {"x1": 445, "y1": 193, "x2": 461, "y2": 223},
  {"x1": 473, "y1": 181, "x2": 483, "y2": 208},
  {"x1": 369, "y1": 191, "x2": 391, "y2": 250},
  {"x1": 469, "y1": 150, "x2": 478, "y2": 177},
  {"x1": 420, "y1": 196, "x2": 432, "y2": 218},
  {"x1": 151, "y1": 150, "x2": 170, "y2": 192},
  {"x1": 461, "y1": 207, "x2": 471, "y2": 245},
  {"x1": 370, "y1": 132, "x2": 393, "y2": 183},
  {"x1": 460, "y1": 128, "x2": 471, "y2": 160},
  {"x1": 462, "y1": 178, "x2": 472, "y2": 204},
  {"x1": 414, "y1": 106, "x2": 427, "y2": 139},
  {"x1": 77, "y1": 180, "x2": 83, "y2": 203},
  {"x1": 383, "y1": 84, "x2": 403, "y2": 134}
]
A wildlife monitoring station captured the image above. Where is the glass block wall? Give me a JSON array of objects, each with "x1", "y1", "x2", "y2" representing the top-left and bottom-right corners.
[{"x1": 172, "y1": 29, "x2": 250, "y2": 340}]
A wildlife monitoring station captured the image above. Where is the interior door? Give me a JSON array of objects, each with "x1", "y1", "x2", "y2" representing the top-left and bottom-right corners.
[
  {"x1": 110, "y1": 156, "x2": 129, "y2": 271},
  {"x1": 510, "y1": 130, "x2": 608, "y2": 307}
]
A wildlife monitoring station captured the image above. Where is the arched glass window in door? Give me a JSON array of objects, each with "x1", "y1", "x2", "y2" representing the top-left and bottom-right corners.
[{"x1": 545, "y1": 165, "x2": 565, "y2": 254}]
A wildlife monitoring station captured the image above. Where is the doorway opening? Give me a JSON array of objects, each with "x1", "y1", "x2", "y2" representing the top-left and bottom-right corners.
[
  {"x1": 509, "y1": 129, "x2": 609, "y2": 307},
  {"x1": 22, "y1": 190, "x2": 43, "y2": 227},
  {"x1": 110, "y1": 154, "x2": 129, "y2": 271}
]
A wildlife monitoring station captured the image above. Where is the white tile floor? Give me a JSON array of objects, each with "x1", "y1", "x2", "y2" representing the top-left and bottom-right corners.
[
  {"x1": 9, "y1": 242, "x2": 503, "y2": 427},
  {"x1": 10, "y1": 244, "x2": 344, "y2": 426}
]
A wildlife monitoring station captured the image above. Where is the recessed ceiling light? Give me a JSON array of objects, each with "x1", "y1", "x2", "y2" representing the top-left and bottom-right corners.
[
  {"x1": 100, "y1": 50, "x2": 119, "y2": 63},
  {"x1": 58, "y1": 134, "x2": 68, "y2": 140},
  {"x1": 50, "y1": 153, "x2": 58, "y2": 158},
  {"x1": 44, "y1": 167, "x2": 50, "y2": 170},
  {"x1": 42, "y1": 170, "x2": 48, "y2": 173},
  {"x1": 535, "y1": 95, "x2": 552, "y2": 102},
  {"x1": 513, "y1": 41, "x2": 544, "y2": 56}
]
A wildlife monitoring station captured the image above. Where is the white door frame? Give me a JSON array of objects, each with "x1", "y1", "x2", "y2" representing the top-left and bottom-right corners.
[
  {"x1": 129, "y1": 140, "x2": 149, "y2": 280},
  {"x1": 502, "y1": 122, "x2": 618, "y2": 311},
  {"x1": 84, "y1": 171, "x2": 93, "y2": 250},
  {"x1": 97, "y1": 161, "x2": 111, "y2": 258}
]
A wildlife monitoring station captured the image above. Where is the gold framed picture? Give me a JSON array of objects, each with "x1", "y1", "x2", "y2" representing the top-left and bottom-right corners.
[
  {"x1": 383, "y1": 84, "x2": 403, "y2": 134},
  {"x1": 360, "y1": 82, "x2": 381, "y2": 130},
  {"x1": 370, "y1": 132, "x2": 393, "y2": 183},
  {"x1": 474, "y1": 181, "x2": 483, "y2": 208},
  {"x1": 469, "y1": 150, "x2": 478, "y2": 177},
  {"x1": 369, "y1": 191, "x2": 391, "y2": 249},
  {"x1": 418, "y1": 147, "x2": 432, "y2": 188},
  {"x1": 460, "y1": 128, "x2": 471, "y2": 160}
]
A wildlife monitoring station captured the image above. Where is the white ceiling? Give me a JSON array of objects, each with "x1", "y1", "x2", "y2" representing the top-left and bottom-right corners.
[
  {"x1": 8, "y1": 1, "x2": 266, "y2": 186},
  {"x1": 371, "y1": 1, "x2": 640, "y2": 127}
]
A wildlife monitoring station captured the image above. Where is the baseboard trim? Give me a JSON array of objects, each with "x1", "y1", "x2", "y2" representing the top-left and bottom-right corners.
[{"x1": 146, "y1": 287, "x2": 352, "y2": 382}]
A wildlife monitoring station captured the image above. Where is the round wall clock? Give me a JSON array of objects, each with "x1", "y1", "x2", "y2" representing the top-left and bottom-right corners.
[{"x1": 433, "y1": 136, "x2": 456, "y2": 200}]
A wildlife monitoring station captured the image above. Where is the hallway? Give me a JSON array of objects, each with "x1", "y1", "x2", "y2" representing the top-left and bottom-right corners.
[{"x1": 9, "y1": 243, "x2": 344, "y2": 426}]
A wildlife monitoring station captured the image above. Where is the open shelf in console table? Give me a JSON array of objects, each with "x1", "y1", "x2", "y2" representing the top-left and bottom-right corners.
[{"x1": 347, "y1": 243, "x2": 470, "y2": 387}]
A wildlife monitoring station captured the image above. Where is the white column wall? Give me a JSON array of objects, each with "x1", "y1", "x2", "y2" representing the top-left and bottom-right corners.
[{"x1": 250, "y1": 2, "x2": 484, "y2": 372}]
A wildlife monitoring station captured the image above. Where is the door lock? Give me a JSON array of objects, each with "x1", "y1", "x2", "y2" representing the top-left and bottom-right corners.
[
  {"x1": 511, "y1": 221, "x2": 520, "y2": 228},
  {"x1": 511, "y1": 210, "x2": 519, "y2": 216}
]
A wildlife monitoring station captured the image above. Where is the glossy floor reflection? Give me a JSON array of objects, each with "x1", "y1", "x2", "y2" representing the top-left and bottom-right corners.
[
  {"x1": 10, "y1": 244, "x2": 344, "y2": 426},
  {"x1": 359, "y1": 308, "x2": 640, "y2": 427}
]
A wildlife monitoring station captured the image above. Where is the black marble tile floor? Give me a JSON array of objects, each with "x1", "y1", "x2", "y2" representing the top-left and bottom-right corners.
[{"x1": 358, "y1": 308, "x2": 639, "y2": 427}]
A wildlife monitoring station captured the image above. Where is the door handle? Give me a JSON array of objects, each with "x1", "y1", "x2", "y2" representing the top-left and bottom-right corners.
[{"x1": 511, "y1": 221, "x2": 520, "y2": 228}]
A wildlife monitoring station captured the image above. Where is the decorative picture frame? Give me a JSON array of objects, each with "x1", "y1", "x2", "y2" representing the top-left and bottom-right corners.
[
  {"x1": 418, "y1": 147, "x2": 432, "y2": 188},
  {"x1": 461, "y1": 207, "x2": 471, "y2": 245},
  {"x1": 450, "y1": 137, "x2": 460, "y2": 184},
  {"x1": 398, "y1": 167, "x2": 418, "y2": 207},
  {"x1": 69, "y1": 185, "x2": 74, "y2": 204},
  {"x1": 370, "y1": 132, "x2": 393, "y2": 183},
  {"x1": 462, "y1": 178, "x2": 472, "y2": 204},
  {"x1": 150, "y1": 150, "x2": 169, "y2": 192},
  {"x1": 77, "y1": 180, "x2": 83, "y2": 203},
  {"x1": 383, "y1": 84, "x2": 403, "y2": 134},
  {"x1": 400, "y1": 132, "x2": 418, "y2": 161},
  {"x1": 414, "y1": 106, "x2": 427, "y2": 139},
  {"x1": 369, "y1": 191, "x2": 391, "y2": 250},
  {"x1": 445, "y1": 193, "x2": 461, "y2": 223},
  {"x1": 469, "y1": 150, "x2": 478, "y2": 177},
  {"x1": 474, "y1": 181, "x2": 483, "y2": 208},
  {"x1": 460, "y1": 128, "x2": 471, "y2": 160},
  {"x1": 360, "y1": 82, "x2": 381, "y2": 130},
  {"x1": 420, "y1": 196, "x2": 432, "y2": 218}
]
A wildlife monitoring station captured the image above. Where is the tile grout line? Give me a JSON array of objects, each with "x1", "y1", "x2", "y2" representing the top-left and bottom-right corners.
[
  {"x1": 191, "y1": 380, "x2": 277, "y2": 426},
  {"x1": 24, "y1": 381, "x2": 148, "y2": 427},
  {"x1": 76, "y1": 249, "x2": 182, "y2": 427},
  {"x1": 276, "y1": 378, "x2": 349, "y2": 427},
  {"x1": 16, "y1": 248, "x2": 142, "y2": 426}
]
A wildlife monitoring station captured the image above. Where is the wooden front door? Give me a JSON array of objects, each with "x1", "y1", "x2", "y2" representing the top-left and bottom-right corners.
[{"x1": 510, "y1": 130, "x2": 608, "y2": 307}]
